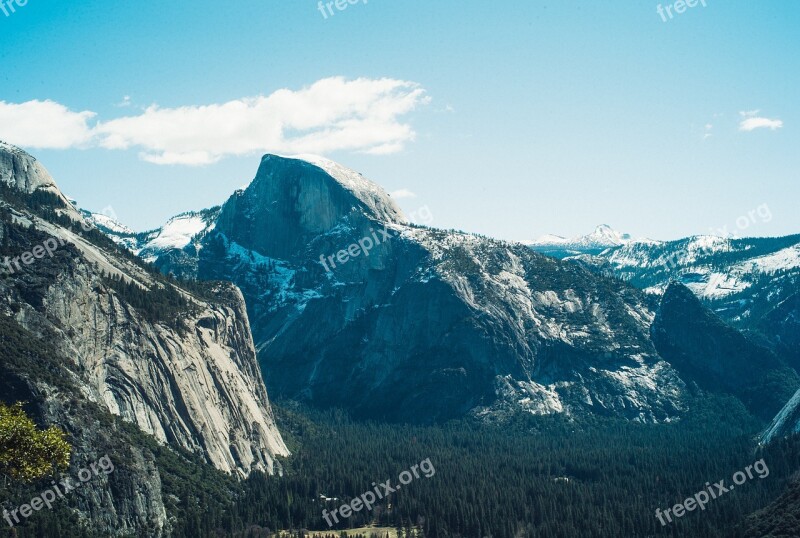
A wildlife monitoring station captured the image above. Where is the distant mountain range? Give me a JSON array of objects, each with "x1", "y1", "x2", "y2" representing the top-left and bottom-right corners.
[
  {"x1": 523, "y1": 224, "x2": 642, "y2": 257},
  {"x1": 527, "y1": 225, "x2": 800, "y2": 367}
]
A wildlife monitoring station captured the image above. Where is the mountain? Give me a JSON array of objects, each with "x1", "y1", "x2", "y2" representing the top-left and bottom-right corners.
[
  {"x1": 560, "y1": 234, "x2": 800, "y2": 368},
  {"x1": 651, "y1": 283, "x2": 798, "y2": 421},
  {"x1": 758, "y1": 292, "x2": 800, "y2": 369},
  {"x1": 1, "y1": 144, "x2": 288, "y2": 535},
  {"x1": 122, "y1": 154, "x2": 795, "y2": 426},
  {"x1": 761, "y1": 295, "x2": 800, "y2": 443},
  {"x1": 524, "y1": 224, "x2": 641, "y2": 258}
]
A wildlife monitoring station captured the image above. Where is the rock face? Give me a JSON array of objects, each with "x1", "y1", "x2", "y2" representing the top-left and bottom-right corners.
[
  {"x1": 38, "y1": 261, "x2": 288, "y2": 476},
  {"x1": 136, "y1": 155, "x2": 696, "y2": 424},
  {"x1": 1, "y1": 145, "x2": 288, "y2": 533},
  {"x1": 761, "y1": 388, "x2": 800, "y2": 444},
  {"x1": 1, "y1": 311, "x2": 171, "y2": 536},
  {"x1": 0, "y1": 140, "x2": 83, "y2": 220},
  {"x1": 215, "y1": 154, "x2": 403, "y2": 261},
  {"x1": 651, "y1": 283, "x2": 798, "y2": 421}
]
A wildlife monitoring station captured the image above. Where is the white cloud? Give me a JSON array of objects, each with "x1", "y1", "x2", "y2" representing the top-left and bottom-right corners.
[
  {"x1": 389, "y1": 188, "x2": 417, "y2": 199},
  {"x1": 0, "y1": 77, "x2": 430, "y2": 166},
  {"x1": 737, "y1": 109, "x2": 782, "y2": 132},
  {"x1": 95, "y1": 77, "x2": 429, "y2": 165},
  {"x1": 0, "y1": 100, "x2": 95, "y2": 149},
  {"x1": 739, "y1": 116, "x2": 783, "y2": 132}
]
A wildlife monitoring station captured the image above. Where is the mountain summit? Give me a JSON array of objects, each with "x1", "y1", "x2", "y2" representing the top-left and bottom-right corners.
[
  {"x1": 213, "y1": 154, "x2": 404, "y2": 261},
  {"x1": 131, "y1": 156, "x2": 694, "y2": 423},
  {"x1": 0, "y1": 140, "x2": 84, "y2": 222},
  {"x1": 526, "y1": 224, "x2": 638, "y2": 257}
]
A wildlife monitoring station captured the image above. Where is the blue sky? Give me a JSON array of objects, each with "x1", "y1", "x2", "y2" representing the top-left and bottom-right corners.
[{"x1": 0, "y1": 0, "x2": 798, "y2": 241}]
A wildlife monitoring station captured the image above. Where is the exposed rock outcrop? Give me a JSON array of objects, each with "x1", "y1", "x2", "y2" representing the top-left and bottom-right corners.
[
  {"x1": 651, "y1": 283, "x2": 798, "y2": 421},
  {"x1": 1, "y1": 144, "x2": 288, "y2": 535}
]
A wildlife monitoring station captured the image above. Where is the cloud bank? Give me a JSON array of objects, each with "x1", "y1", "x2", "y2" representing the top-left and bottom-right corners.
[{"x1": 0, "y1": 77, "x2": 430, "y2": 165}]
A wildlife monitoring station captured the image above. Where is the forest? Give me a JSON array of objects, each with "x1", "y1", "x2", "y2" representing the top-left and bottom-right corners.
[{"x1": 168, "y1": 399, "x2": 800, "y2": 538}]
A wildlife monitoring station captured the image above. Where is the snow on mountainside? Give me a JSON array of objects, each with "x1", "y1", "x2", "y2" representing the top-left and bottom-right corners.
[
  {"x1": 742, "y1": 245, "x2": 800, "y2": 274},
  {"x1": 76, "y1": 153, "x2": 799, "y2": 427},
  {"x1": 557, "y1": 233, "x2": 800, "y2": 381},
  {"x1": 575, "y1": 234, "x2": 800, "y2": 316},
  {"x1": 88, "y1": 212, "x2": 135, "y2": 235},
  {"x1": 138, "y1": 211, "x2": 217, "y2": 262},
  {"x1": 111, "y1": 154, "x2": 704, "y2": 424},
  {"x1": 83, "y1": 208, "x2": 220, "y2": 263},
  {"x1": 525, "y1": 224, "x2": 646, "y2": 257},
  {"x1": 147, "y1": 213, "x2": 210, "y2": 249}
]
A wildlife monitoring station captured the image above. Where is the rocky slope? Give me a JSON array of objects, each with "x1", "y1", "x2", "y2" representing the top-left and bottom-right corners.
[
  {"x1": 761, "y1": 295, "x2": 800, "y2": 443},
  {"x1": 1, "y1": 144, "x2": 288, "y2": 534},
  {"x1": 0, "y1": 140, "x2": 82, "y2": 221},
  {"x1": 117, "y1": 154, "x2": 795, "y2": 426},
  {"x1": 761, "y1": 387, "x2": 800, "y2": 444},
  {"x1": 651, "y1": 283, "x2": 798, "y2": 421},
  {"x1": 560, "y1": 234, "x2": 800, "y2": 357}
]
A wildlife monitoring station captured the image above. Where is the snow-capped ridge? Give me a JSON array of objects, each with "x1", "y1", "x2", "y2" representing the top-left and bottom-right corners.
[
  {"x1": 526, "y1": 224, "x2": 646, "y2": 256},
  {"x1": 590, "y1": 224, "x2": 632, "y2": 245},
  {"x1": 83, "y1": 211, "x2": 136, "y2": 235},
  {"x1": 146, "y1": 212, "x2": 212, "y2": 250}
]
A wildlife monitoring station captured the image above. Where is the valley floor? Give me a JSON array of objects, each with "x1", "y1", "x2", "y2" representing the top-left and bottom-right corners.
[
  {"x1": 226, "y1": 398, "x2": 800, "y2": 538},
  {"x1": 276, "y1": 526, "x2": 408, "y2": 538}
]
